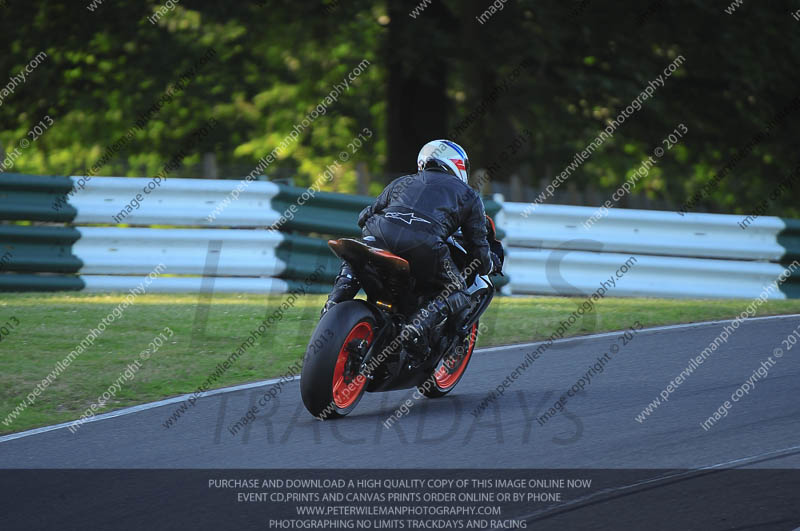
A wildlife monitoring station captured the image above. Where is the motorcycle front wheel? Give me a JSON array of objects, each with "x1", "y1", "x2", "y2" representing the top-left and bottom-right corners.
[{"x1": 419, "y1": 320, "x2": 479, "y2": 398}]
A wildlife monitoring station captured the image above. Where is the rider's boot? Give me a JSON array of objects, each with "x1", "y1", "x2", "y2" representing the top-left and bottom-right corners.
[{"x1": 320, "y1": 262, "x2": 360, "y2": 318}]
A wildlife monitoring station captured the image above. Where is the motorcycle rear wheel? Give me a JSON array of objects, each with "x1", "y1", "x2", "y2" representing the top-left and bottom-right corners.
[{"x1": 301, "y1": 301, "x2": 376, "y2": 419}]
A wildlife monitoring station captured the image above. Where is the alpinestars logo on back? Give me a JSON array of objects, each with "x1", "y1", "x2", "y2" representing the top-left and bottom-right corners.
[{"x1": 384, "y1": 211, "x2": 431, "y2": 225}]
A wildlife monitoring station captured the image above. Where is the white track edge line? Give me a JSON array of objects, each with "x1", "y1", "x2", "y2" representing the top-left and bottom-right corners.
[
  {"x1": 2, "y1": 313, "x2": 798, "y2": 444},
  {"x1": 476, "y1": 313, "x2": 800, "y2": 353},
  {"x1": 0, "y1": 375, "x2": 300, "y2": 444}
]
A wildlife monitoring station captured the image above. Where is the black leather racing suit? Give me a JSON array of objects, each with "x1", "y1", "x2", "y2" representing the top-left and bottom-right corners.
[{"x1": 326, "y1": 169, "x2": 492, "y2": 318}]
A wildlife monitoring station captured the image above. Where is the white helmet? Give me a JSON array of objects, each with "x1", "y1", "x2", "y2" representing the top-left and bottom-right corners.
[{"x1": 416, "y1": 139, "x2": 470, "y2": 184}]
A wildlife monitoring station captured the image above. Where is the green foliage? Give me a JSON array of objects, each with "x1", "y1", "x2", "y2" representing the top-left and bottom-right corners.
[
  {"x1": 0, "y1": 0, "x2": 797, "y2": 215},
  {"x1": 0, "y1": 1, "x2": 383, "y2": 192}
]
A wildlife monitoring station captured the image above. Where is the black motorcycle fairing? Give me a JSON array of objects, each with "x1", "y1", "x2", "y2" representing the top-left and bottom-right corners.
[{"x1": 323, "y1": 219, "x2": 503, "y2": 396}]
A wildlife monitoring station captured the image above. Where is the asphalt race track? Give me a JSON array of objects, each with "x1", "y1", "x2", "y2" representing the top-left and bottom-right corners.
[{"x1": 2, "y1": 314, "x2": 799, "y2": 470}]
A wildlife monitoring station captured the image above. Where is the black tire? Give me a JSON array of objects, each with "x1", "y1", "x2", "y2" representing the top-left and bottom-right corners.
[
  {"x1": 300, "y1": 301, "x2": 377, "y2": 419},
  {"x1": 419, "y1": 320, "x2": 479, "y2": 398}
]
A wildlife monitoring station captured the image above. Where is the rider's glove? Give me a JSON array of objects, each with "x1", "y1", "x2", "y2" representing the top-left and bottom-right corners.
[{"x1": 490, "y1": 252, "x2": 503, "y2": 276}]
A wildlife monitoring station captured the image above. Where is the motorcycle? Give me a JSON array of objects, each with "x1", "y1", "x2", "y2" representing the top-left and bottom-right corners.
[{"x1": 300, "y1": 216, "x2": 504, "y2": 419}]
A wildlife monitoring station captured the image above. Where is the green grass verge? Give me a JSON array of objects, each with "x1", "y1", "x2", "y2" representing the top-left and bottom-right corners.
[{"x1": 2, "y1": 292, "x2": 799, "y2": 435}]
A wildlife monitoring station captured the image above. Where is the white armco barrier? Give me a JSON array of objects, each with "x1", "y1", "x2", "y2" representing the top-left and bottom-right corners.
[
  {"x1": 70, "y1": 176, "x2": 281, "y2": 227},
  {"x1": 81, "y1": 275, "x2": 295, "y2": 294},
  {"x1": 502, "y1": 202, "x2": 786, "y2": 261},
  {"x1": 506, "y1": 249, "x2": 789, "y2": 299},
  {"x1": 501, "y1": 200, "x2": 797, "y2": 299},
  {"x1": 64, "y1": 177, "x2": 301, "y2": 293},
  {"x1": 73, "y1": 227, "x2": 285, "y2": 276},
  {"x1": 23, "y1": 174, "x2": 797, "y2": 297}
]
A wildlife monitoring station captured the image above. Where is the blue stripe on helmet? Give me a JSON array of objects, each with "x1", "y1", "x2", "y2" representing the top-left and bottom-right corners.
[{"x1": 442, "y1": 140, "x2": 466, "y2": 160}]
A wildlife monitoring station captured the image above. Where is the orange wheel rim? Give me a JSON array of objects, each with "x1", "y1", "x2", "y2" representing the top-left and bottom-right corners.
[
  {"x1": 434, "y1": 322, "x2": 477, "y2": 390},
  {"x1": 332, "y1": 322, "x2": 373, "y2": 409}
]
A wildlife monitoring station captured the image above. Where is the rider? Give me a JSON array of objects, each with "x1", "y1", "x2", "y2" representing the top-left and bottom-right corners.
[{"x1": 322, "y1": 139, "x2": 501, "y2": 346}]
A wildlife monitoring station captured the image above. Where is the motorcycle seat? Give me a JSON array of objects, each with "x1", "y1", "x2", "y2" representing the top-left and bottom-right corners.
[{"x1": 328, "y1": 238, "x2": 410, "y2": 275}]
